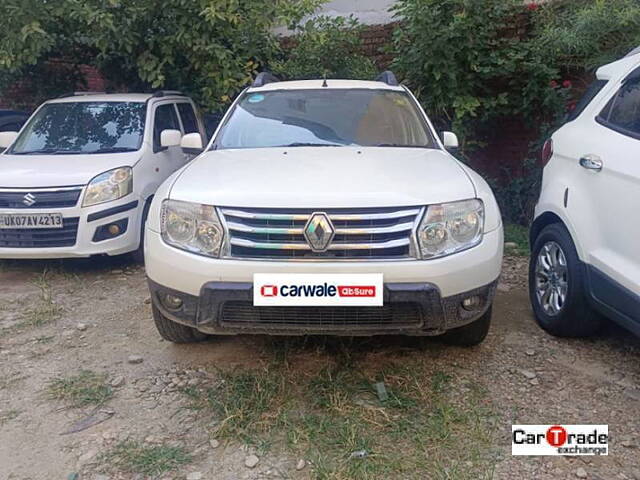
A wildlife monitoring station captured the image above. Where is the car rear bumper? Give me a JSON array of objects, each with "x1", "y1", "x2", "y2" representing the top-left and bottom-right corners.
[{"x1": 148, "y1": 277, "x2": 498, "y2": 337}]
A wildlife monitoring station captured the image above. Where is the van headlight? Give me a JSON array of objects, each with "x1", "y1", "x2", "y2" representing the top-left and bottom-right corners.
[
  {"x1": 83, "y1": 167, "x2": 133, "y2": 207},
  {"x1": 417, "y1": 199, "x2": 484, "y2": 259},
  {"x1": 161, "y1": 200, "x2": 224, "y2": 257}
]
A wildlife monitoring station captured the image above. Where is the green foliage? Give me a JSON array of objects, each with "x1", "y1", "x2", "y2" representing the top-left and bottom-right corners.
[
  {"x1": 390, "y1": 0, "x2": 564, "y2": 152},
  {"x1": 273, "y1": 16, "x2": 377, "y2": 80},
  {"x1": 536, "y1": 0, "x2": 640, "y2": 70},
  {"x1": 0, "y1": 0, "x2": 323, "y2": 109}
]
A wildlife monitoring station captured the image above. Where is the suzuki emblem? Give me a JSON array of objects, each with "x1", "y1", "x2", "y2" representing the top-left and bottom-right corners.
[{"x1": 23, "y1": 193, "x2": 36, "y2": 207}]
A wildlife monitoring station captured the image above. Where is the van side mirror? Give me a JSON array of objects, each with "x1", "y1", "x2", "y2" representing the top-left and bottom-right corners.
[
  {"x1": 160, "y1": 129, "x2": 182, "y2": 148},
  {"x1": 442, "y1": 131, "x2": 459, "y2": 151},
  {"x1": 181, "y1": 132, "x2": 203, "y2": 153},
  {"x1": 0, "y1": 131, "x2": 19, "y2": 149}
]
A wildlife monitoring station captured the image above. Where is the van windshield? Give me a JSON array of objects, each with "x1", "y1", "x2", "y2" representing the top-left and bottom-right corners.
[
  {"x1": 9, "y1": 102, "x2": 146, "y2": 155},
  {"x1": 213, "y1": 89, "x2": 436, "y2": 150}
]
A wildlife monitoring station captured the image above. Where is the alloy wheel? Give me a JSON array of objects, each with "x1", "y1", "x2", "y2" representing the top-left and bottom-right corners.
[{"x1": 535, "y1": 241, "x2": 569, "y2": 316}]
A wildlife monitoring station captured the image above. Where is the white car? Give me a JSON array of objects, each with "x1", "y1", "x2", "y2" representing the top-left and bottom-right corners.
[
  {"x1": 0, "y1": 91, "x2": 206, "y2": 260},
  {"x1": 530, "y1": 50, "x2": 640, "y2": 337},
  {"x1": 144, "y1": 73, "x2": 504, "y2": 345}
]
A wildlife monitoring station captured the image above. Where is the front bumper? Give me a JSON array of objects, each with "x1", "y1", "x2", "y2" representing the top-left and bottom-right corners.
[
  {"x1": 148, "y1": 278, "x2": 498, "y2": 336},
  {"x1": 0, "y1": 197, "x2": 143, "y2": 259}
]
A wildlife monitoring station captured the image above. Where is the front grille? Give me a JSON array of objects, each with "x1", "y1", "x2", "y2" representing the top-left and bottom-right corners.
[
  {"x1": 0, "y1": 217, "x2": 79, "y2": 248},
  {"x1": 220, "y1": 301, "x2": 423, "y2": 330},
  {"x1": 219, "y1": 206, "x2": 422, "y2": 260},
  {"x1": 0, "y1": 188, "x2": 82, "y2": 209}
]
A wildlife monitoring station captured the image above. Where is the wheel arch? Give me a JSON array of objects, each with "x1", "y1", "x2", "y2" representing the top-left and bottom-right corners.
[{"x1": 530, "y1": 212, "x2": 565, "y2": 252}]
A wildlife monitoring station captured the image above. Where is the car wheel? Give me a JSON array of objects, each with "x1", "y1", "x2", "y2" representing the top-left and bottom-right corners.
[
  {"x1": 441, "y1": 307, "x2": 492, "y2": 347},
  {"x1": 151, "y1": 304, "x2": 208, "y2": 343},
  {"x1": 529, "y1": 223, "x2": 601, "y2": 337},
  {"x1": 131, "y1": 198, "x2": 152, "y2": 264}
]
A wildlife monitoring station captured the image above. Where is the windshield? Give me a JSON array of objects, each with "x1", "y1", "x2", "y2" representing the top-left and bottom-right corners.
[
  {"x1": 9, "y1": 102, "x2": 146, "y2": 155},
  {"x1": 213, "y1": 89, "x2": 436, "y2": 150}
]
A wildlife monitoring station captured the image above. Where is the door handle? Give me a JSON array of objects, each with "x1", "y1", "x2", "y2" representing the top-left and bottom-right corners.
[{"x1": 579, "y1": 155, "x2": 603, "y2": 172}]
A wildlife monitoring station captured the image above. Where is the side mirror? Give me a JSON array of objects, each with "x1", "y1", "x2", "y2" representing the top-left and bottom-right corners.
[
  {"x1": 180, "y1": 132, "x2": 203, "y2": 152},
  {"x1": 442, "y1": 131, "x2": 459, "y2": 151},
  {"x1": 160, "y1": 129, "x2": 182, "y2": 148},
  {"x1": 0, "y1": 131, "x2": 19, "y2": 149}
]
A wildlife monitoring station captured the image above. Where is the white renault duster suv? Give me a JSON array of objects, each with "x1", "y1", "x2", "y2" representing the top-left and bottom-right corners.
[
  {"x1": 0, "y1": 91, "x2": 205, "y2": 260},
  {"x1": 145, "y1": 73, "x2": 504, "y2": 345}
]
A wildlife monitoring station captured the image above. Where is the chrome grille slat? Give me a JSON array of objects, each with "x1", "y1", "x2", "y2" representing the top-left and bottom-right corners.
[
  {"x1": 230, "y1": 237, "x2": 411, "y2": 251},
  {"x1": 221, "y1": 208, "x2": 421, "y2": 221},
  {"x1": 220, "y1": 206, "x2": 423, "y2": 260},
  {"x1": 226, "y1": 221, "x2": 415, "y2": 235}
]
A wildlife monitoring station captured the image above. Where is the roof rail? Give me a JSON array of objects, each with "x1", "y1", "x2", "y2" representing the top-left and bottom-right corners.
[
  {"x1": 56, "y1": 91, "x2": 106, "y2": 99},
  {"x1": 375, "y1": 71, "x2": 399, "y2": 86},
  {"x1": 626, "y1": 46, "x2": 640, "y2": 58},
  {"x1": 252, "y1": 72, "x2": 280, "y2": 88},
  {"x1": 152, "y1": 90, "x2": 185, "y2": 97}
]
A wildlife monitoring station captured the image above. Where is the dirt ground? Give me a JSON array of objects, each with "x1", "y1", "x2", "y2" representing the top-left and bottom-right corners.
[{"x1": 1, "y1": 255, "x2": 639, "y2": 480}]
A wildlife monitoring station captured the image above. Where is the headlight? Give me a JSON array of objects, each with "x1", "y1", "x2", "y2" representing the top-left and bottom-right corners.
[
  {"x1": 82, "y1": 167, "x2": 133, "y2": 207},
  {"x1": 417, "y1": 199, "x2": 484, "y2": 259},
  {"x1": 161, "y1": 200, "x2": 224, "y2": 258}
]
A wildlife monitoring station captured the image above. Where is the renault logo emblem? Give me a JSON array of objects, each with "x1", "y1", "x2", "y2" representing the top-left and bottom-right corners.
[
  {"x1": 304, "y1": 213, "x2": 335, "y2": 252},
  {"x1": 23, "y1": 193, "x2": 36, "y2": 207}
]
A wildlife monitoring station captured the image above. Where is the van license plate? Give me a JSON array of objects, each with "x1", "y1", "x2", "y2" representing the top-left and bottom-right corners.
[{"x1": 0, "y1": 213, "x2": 64, "y2": 229}]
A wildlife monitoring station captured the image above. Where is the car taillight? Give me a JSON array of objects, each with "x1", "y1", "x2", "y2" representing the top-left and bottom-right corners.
[{"x1": 541, "y1": 139, "x2": 553, "y2": 167}]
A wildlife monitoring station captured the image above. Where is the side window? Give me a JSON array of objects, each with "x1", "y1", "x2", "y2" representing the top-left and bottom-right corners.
[
  {"x1": 566, "y1": 79, "x2": 608, "y2": 123},
  {"x1": 153, "y1": 104, "x2": 180, "y2": 151},
  {"x1": 177, "y1": 103, "x2": 199, "y2": 134},
  {"x1": 597, "y1": 81, "x2": 640, "y2": 138}
]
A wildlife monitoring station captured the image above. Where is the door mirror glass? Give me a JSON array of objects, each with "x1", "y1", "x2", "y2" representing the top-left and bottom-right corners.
[
  {"x1": 181, "y1": 132, "x2": 203, "y2": 151},
  {"x1": 160, "y1": 129, "x2": 182, "y2": 148},
  {"x1": 0, "y1": 131, "x2": 19, "y2": 149},
  {"x1": 442, "y1": 131, "x2": 459, "y2": 150}
]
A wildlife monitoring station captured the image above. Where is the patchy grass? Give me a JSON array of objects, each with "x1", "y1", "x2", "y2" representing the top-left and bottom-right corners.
[
  {"x1": 101, "y1": 441, "x2": 191, "y2": 476},
  {"x1": 0, "y1": 409, "x2": 20, "y2": 426},
  {"x1": 48, "y1": 370, "x2": 113, "y2": 407},
  {"x1": 504, "y1": 223, "x2": 529, "y2": 257},
  {"x1": 185, "y1": 358, "x2": 499, "y2": 479},
  {"x1": 15, "y1": 269, "x2": 62, "y2": 330}
]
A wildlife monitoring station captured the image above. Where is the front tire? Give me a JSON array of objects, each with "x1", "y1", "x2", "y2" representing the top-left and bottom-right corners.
[
  {"x1": 529, "y1": 223, "x2": 601, "y2": 337},
  {"x1": 441, "y1": 307, "x2": 492, "y2": 346},
  {"x1": 152, "y1": 304, "x2": 208, "y2": 343}
]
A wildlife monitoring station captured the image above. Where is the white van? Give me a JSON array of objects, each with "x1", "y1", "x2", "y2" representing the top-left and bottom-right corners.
[{"x1": 0, "y1": 91, "x2": 206, "y2": 261}]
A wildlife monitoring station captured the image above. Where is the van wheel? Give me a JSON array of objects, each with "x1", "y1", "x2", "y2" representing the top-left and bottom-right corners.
[
  {"x1": 529, "y1": 223, "x2": 601, "y2": 337},
  {"x1": 441, "y1": 307, "x2": 492, "y2": 346},
  {"x1": 131, "y1": 198, "x2": 152, "y2": 264},
  {"x1": 151, "y1": 304, "x2": 208, "y2": 343}
]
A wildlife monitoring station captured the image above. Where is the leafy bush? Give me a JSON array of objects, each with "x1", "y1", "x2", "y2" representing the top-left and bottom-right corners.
[
  {"x1": 390, "y1": 0, "x2": 564, "y2": 151},
  {"x1": 536, "y1": 0, "x2": 640, "y2": 70},
  {"x1": 0, "y1": 0, "x2": 323, "y2": 109},
  {"x1": 273, "y1": 16, "x2": 377, "y2": 80}
]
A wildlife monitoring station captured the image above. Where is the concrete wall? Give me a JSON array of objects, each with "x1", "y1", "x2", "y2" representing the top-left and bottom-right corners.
[{"x1": 317, "y1": 0, "x2": 397, "y2": 25}]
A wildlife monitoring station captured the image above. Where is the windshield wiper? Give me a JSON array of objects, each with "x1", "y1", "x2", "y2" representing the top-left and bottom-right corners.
[
  {"x1": 91, "y1": 147, "x2": 138, "y2": 154},
  {"x1": 14, "y1": 148, "x2": 77, "y2": 155},
  {"x1": 374, "y1": 143, "x2": 427, "y2": 148},
  {"x1": 281, "y1": 142, "x2": 344, "y2": 147}
]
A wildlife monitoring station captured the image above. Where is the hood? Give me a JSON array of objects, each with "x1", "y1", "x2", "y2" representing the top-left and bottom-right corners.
[
  {"x1": 0, "y1": 151, "x2": 142, "y2": 188},
  {"x1": 170, "y1": 147, "x2": 476, "y2": 208}
]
